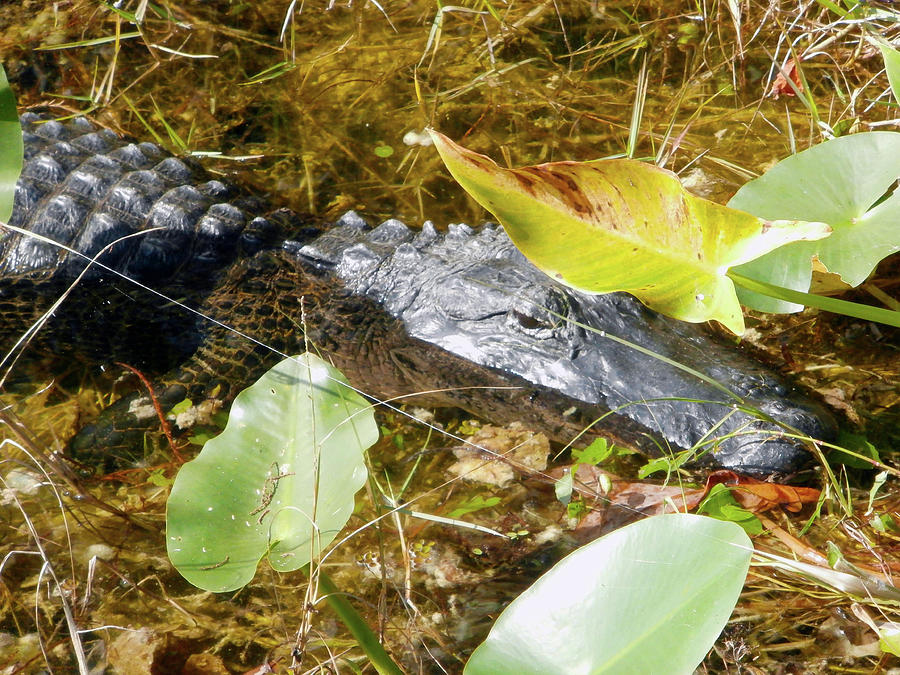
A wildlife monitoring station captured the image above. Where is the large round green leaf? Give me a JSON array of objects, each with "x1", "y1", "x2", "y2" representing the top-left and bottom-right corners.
[
  {"x1": 429, "y1": 130, "x2": 829, "y2": 334},
  {"x1": 167, "y1": 353, "x2": 377, "y2": 592},
  {"x1": 465, "y1": 514, "x2": 752, "y2": 675},
  {"x1": 729, "y1": 132, "x2": 900, "y2": 312}
]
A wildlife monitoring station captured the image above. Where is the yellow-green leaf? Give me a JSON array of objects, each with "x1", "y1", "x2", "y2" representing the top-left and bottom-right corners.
[{"x1": 428, "y1": 130, "x2": 831, "y2": 334}]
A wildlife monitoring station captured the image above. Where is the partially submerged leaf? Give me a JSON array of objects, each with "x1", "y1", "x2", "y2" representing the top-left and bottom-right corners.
[
  {"x1": 429, "y1": 130, "x2": 830, "y2": 334},
  {"x1": 465, "y1": 514, "x2": 752, "y2": 674},
  {"x1": 167, "y1": 353, "x2": 377, "y2": 592},
  {"x1": 852, "y1": 603, "x2": 900, "y2": 656},
  {"x1": 446, "y1": 495, "x2": 502, "y2": 519},
  {"x1": 729, "y1": 132, "x2": 900, "y2": 312},
  {"x1": 697, "y1": 484, "x2": 763, "y2": 535}
]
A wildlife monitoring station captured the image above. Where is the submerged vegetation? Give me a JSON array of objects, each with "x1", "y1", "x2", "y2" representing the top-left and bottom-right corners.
[{"x1": 0, "y1": 0, "x2": 899, "y2": 672}]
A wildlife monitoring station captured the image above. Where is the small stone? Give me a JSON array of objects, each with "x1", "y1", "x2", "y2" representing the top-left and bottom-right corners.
[
  {"x1": 3, "y1": 468, "x2": 45, "y2": 495},
  {"x1": 448, "y1": 423, "x2": 549, "y2": 487}
]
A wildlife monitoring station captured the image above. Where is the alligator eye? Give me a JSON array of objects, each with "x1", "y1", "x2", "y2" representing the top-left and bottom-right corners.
[{"x1": 513, "y1": 310, "x2": 550, "y2": 330}]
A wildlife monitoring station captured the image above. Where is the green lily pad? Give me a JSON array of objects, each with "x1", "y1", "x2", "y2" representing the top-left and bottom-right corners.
[
  {"x1": 429, "y1": 130, "x2": 829, "y2": 334},
  {"x1": 729, "y1": 132, "x2": 900, "y2": 312},
  {"x1": 465, "y1": 514, "x2": 752, "y2": 674},
  {"x1": 167, "y1": 353, "x2": 377, "y2": 592}
]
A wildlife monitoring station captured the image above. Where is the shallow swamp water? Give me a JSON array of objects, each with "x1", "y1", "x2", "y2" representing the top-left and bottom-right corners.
[{"x1": 0, "y1": 0, "x2": 899, "y2": 672}]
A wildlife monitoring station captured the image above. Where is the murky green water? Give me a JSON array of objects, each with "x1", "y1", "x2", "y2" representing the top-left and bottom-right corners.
[{"x1": 6, "y1": 0, "x2": 831, "y2": 223}]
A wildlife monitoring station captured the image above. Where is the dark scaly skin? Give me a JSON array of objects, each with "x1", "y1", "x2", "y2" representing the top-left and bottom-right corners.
[
  {"x1": 3, "y1": 114, "x2": 838, "y2": 477},
  {"x1": 2, "y1": 113, "x2": 304, "y2": 373}
]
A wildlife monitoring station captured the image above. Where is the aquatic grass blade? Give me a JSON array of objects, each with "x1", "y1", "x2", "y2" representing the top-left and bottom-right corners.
[
  {"x1": 729, "y1": 272, "x2": 900, "y2": 327},
  {"x1": 428, "y1": 129, "x2": 830, "y2": 334},
  {"x1": 464, "y1": 514, "x2": 752, "y2": 674},
  {"x1": 314, "y1": 570, "x2": 404, "y2": 675},
  {"x1": 729, "y1": 132, "x2": 900, "y2": 312},
  {"x1": 0, "y1": 65, "x2": 22, "y2": 224},
  {"x1": 166, "y1": 353, "x2": 377, "y2": 592}
]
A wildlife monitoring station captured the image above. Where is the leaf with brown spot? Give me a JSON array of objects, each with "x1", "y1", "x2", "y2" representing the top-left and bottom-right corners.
[{"x1": 428, "y1": 130, "x2": 831, "y2": 334}]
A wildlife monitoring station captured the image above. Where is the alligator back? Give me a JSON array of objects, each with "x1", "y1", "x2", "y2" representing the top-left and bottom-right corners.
[
  {"x1": 1, "y1": 114, "x2": 312, "y2": 370},
  {"x1": 6, "y1": 112, "x2": 293, "y2": 285}
]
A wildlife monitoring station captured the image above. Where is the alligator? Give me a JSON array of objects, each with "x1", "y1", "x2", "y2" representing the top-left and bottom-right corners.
[{"x1": 0, "y1": 112, "x2": 838, "y2": 477}]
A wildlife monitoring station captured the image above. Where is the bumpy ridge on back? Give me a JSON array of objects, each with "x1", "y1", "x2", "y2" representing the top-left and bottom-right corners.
[{"x1": 3, "y1": 113, "x2": 285, "y2": 286}]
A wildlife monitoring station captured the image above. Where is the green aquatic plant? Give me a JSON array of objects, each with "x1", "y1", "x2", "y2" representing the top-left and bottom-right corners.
[
  {"x1": 428, "y1": 130, "x2": 830, "y2": 335},
  {"x1": 166, "y1": 354, "x2": 405, "y2": 673},
  {"x1": 0, "y1": 64, "x2": 21, "y2": 224},
  {"x1": 166, "y1": 353, "x2": 377, "y2": 592},
  {"x1": 729, "y1": 132, "x2": 900, "y2": 313},
  {"x1": 429, "y1": 129, "x2": 900, "y2": 333},
  {"x1": 465, "y1": 514, "x2": 752, "y2": 674}
]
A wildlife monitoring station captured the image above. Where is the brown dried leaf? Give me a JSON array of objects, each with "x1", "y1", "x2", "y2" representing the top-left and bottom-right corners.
[
  {"x1": 706, "y1": 470, "x2": 820, "y2": 513},
  {"x1": 770, "y1": 58, "x2": 803, "y2": 99}
]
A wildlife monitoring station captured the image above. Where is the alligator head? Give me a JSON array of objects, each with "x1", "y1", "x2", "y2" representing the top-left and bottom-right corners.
[{"x1": 295, "y1": 212, "x2": 838, "y2": 478}]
